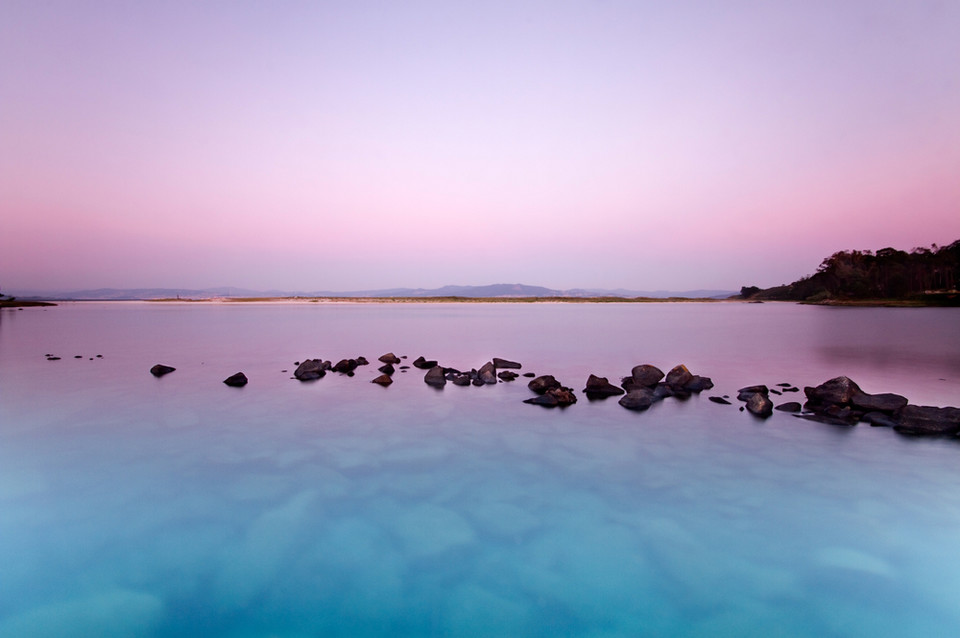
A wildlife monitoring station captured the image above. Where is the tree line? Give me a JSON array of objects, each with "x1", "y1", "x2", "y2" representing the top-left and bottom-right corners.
[{"x1": 741, "y1": 239, "x2": 960, "y2": 303}]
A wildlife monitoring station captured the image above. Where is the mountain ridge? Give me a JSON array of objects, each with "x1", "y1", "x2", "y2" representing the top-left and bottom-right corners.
[{"x1": 10, "y1": 283, "x2": 737, "y2": 301}]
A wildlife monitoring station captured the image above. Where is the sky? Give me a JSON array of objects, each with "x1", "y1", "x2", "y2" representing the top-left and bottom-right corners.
[{"x1": 2, "y1": 0, "x2": 959, "y2": 293}]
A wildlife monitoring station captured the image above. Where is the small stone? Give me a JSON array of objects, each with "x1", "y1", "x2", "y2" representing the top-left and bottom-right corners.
[
  {"x1": 150, "y1": 364, "x2": 176, "y2": 377},
  {"x1": 775, "y1": 402, "x2": 802, "y2": 413},
  {"x1": 630, "y1": 364, "x2": 664, "y2": 388},
  {"x1": 223, "y1": 372, "x2": 248, "y2": 387},
  {"x1": 528, "y1": 375, "x2": 561, "y2": 394},
  {"x1": 709, "y1": 396, "x2": 732, "y2": 405},
  {"x1": 371, "y1": 374, "x2": 393, "y2": 386},
  {"x1": 378, "y1": 363, "x2": 395, "y2": 375},
  {"x1": 492, "y1": 357, "x2": 522, "y2": 369},
  {"x1": 378, "y1": 352, "x2": 401, "y2": 364},
  {"x1": 424, "y1": 366, "x2": 446, "y2": 387},
  {"x1": 619, "y1": 388, "x2": 656, "y2": 411},
  {"x1": 413, "y1": 356, "x2": 438, "y2": 369},
  {"x1": 746, "y1": 393, "x2": 773, "y2": 418},
  {"x1": 497, "y1": 371, "x2": 519, "y2": 381},
  {"x1": 665, "y1": 364, "x2": 693, "y2": 388}
]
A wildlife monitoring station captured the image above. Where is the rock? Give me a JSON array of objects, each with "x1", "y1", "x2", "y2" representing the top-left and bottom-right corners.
[
  {"x1": 471, "y1": 378, "x2": 484, "y2": 386},
  {"x1": 524, "y1": 393, "x2": 558, "y2": 407},
  {"x1": 150, "y1": 364, "x2": 176, "y2": 377},
  {"x1": 746, "y1": 392, "x2": 773, "y2": 418},
  {"x1": 709, "y1": 396, "x2": 732, "y2": 405},
  {"x1": 684, "y1": 375, "x2": 714, "y2": 392},
  {"x1": 776, "y1": 383, "x2": 792, "y2": 387},
  {"x1": 355, "y1": 356, "x2": 369, "y2": 365},
  {"x1": 583, "y1": 374, "x2": 625, "y2": 399},
  {"x1": 737, "y1": 385, "x2": 768, "y2": 401},
  {"x1": 413, "y1": 356, "x2": 438, "y2": 369},
  {"x1": 862, "y1": 412, "x2": 899, "y2": 428},
  {"x1": 452, "y1": 374, "x2": 472, "y2": 386},
  {"x1": 478, "y1": 361, "x2": 498, "y2": 385},
  {"x1": 775, "y1": 402, "x2": 802, "y2": 413},
  {"x1": 522, "y1": 372, "x2": 536, "y2": 378},
  {"x1": 223, "y1": 372, "x2": 248, "y2": 387},
  {"x1": 492, "y1": 357, "x2": 521, "y2": 369},
  {"x1": 528, "y1": 375, "x2": 561, "y2": 394},
  {"x1": 371, "y1": 374, "x2": 393, "y2": 386},
  {"x1": 619, "y1": 388, "x2": 656, "y2": 411},
  {"x1": 524, "y1": 386, "x2": 577, "y2": 408},
  {"x1": 333, "y1": 359, "x2": 358, "y2": 373},
  {"x1": 893, "y1": 405, "x2": 960, "y2": 436},
  {"x1": 497, "y1": 371, "x2": 518, "y2": 381},
  {"x1": 378, "y1": 352, "x2": 401, "y2": 364},
  {"x1": 653, "y1": 383, "x2": 676, "y2": 400},
  {"x1": 665, "y1": 364, "x2": 694, "y2": 388},
  {"x1": 294, "y1": 359, "x2": 325, "y2": 381},
  {"x1": 804, "y1": 376, "x2": 862, "y2": 405},
  {"x1": 851, "y1": 391, "x2": 908, "y2": 413},
  {"x1": 630, "y1": 364, "x2": 664, "y2": 388},
  {"x1": 378, "y1": 363, "x2": 395, "y2": 375},
  {"x1": 424, "y1": 366, "x2": 446, "y2": 387}
]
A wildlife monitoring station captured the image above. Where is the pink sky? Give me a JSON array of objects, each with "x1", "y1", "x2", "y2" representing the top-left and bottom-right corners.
[{"x1": 2, "y1": 1, "x2": 959, "y2": 293}]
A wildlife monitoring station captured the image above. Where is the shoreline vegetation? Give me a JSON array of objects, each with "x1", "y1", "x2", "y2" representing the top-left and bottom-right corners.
[{"x1": 740, "y1": 239, "x2": 960, "y2": 306}]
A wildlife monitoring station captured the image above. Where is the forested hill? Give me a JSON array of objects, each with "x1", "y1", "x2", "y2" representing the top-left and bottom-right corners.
[{"x1": 741, "y1": 240, "x2": 960, "y2": 304}]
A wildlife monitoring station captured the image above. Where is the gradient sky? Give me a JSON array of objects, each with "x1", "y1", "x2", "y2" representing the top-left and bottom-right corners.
[{"x1": 2, "y1": 1, "x2": 959, "y2": 292}]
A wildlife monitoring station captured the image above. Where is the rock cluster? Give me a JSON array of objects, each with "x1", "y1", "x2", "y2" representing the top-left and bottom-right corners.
[{"x1": 616, "y1": 364, "x2": 714, "y2": 411}]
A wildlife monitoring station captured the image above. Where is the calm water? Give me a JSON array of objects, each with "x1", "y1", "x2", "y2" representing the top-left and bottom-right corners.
[{"x1": 1, "y1": 301, "x2": 959, "y2": 637}]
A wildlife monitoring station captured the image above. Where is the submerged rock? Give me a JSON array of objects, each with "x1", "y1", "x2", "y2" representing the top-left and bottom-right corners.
[
  {"x1": 850, "y1": 391, "x2": 908, "y2": 413},
  {"x1": 665, "y1": 364, "x2": 694, "y2": 388},
  {"x1": 478, "y1": 361, "x2": 498, "y2": 385},
  {"x1": 333, "y1": 359, "x2": 358, "y2": 373},
  {"x1": 294, "y1": 359, "x2": 325, "y2": 381},
  {"x1": 684, "y1": 375, "x2": 714, "y2": 392},
  {"x1": 424, "y1": 366, "x2": 446, "y2": 387},
  {"x1": 583, "y1": 374, "x2": 625, "y2": 399},
  {"x1": 223, "y1": 372, "x2": 248, "y2": 387},
  {"x1": 528, "y1": 375, "x2": 561, "y2": 394},
  {"x1": 893, "y1": 405, "x2": 960, "y2": 437},
  {"x1": 413, "y1": 356, "x2": 438, "y2": 369},
  {"x1": 378, "y1": 363, "x2": 395, "y2": 375},
  {"x1": 150, "y1": 364, "x2": 176, "y2": 377},
  {"x1": 497, "y1": 370, "x2": 519, "y2": 381},
  {"x1": 378, "y1": 352, "x2": 401, "y2": 364},
  {"x1": 619, "y1": 387, "x2": 656, "y2": 411},
  {"x1": 709, "y1": 396, "x2": 732, "y2": 405},
  {"x1": 746, "y1": 393, "x2": 773, "y2": 418},
  {"x1": 524, "y1": 385, "x2": 577, "y2": 408},
  {"x1": 371, "y1": 374, "x2": 393, "y2": 386},
  {"x1": 775, "y1": 402, "x2": 802, "y2": 413},
  {"x1": 629, "y1": 364, "x2": 664, "y2": 388}
]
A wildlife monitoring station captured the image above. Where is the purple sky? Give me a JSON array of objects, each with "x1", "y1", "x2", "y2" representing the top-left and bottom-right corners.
[{"x1": 2, "y1": 1, "x2": 959, "y2": 292}]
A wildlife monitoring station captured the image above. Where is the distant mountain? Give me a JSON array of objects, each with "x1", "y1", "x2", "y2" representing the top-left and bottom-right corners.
[{"x1": 12, "y1": 284, "x2": 738, "y2": 301}]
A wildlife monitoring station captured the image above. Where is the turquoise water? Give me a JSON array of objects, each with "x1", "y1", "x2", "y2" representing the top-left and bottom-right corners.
[{"x1": 1, "y1": 302, "x2": 959, "y2": 637}]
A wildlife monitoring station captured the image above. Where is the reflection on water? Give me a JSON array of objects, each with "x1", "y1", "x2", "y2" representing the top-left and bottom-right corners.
[{"x1": 1, "y1": 303, "x2": 959, "y2": 637}]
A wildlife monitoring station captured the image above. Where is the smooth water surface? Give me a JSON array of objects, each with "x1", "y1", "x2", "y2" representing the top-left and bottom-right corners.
[{"x1": 1, "y1": 302, "x2": 959, "y2": 637}]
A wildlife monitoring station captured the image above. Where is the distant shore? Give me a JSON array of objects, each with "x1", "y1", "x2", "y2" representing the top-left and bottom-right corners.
[
  {"x1": 0, "y1": 299, "x2": 56, "y2": 308},
  {"x1": 144, "y1": 295, "x2": 730, "y2": 304}
]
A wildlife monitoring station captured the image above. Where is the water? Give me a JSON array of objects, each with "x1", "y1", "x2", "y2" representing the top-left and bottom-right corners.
[{"x1": 1, "y1": 301, "x2": 959, "y2": 637}]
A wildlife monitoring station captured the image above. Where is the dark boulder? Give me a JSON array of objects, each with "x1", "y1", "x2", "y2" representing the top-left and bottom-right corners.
[
  {"x1": 804, "y1": 376, "x2": 862, "y2": 406},
  {"x1": 525, "y1": 386, "x2": 577, "y2": 408},
  {"x1": 223, "y1": 372, "x2": 248, "y2": 387},
  {"x1": 424, "y1": 366, "x2": 446, "y2": 387},
  {"x1": 684, "y1": 375, "x2": 714, "y2": 392},
  {"x1": 497, "y1": 371, "x2": 519, "y2": 381},
  {"x1": 630, "y1": 364, "x2": 664, "y2": 388},
  {"x1": 619, "y1": 388, "x2": 656, "y2": 411},
  {"x1": 893, "y1": 405, "x2": 960, "y2": 436},
  {"x1": 528, "y1": 375, "x2": 561, "y2": 394},
  {"x1": 478, "y1": 361, "x2": 498, "y2": 385},
  {"x1": 371, "y1": 374, "x2": 393, "y2": 386},
  {"x1": 583, "y1": 374, "x2": 625, "y2": 399},
  {"x1": 452, "y1": 374, "x2": 472, "y2": 386},
  {"x1": 746, "y1": 393, "x2": 773, "y2": 418},
  {"x1": 653, "y1": 383, "x2": 676, "y2": 401},
  {"x1": 493, "y1": 357, "x2": 522, "y2": 369},
  {"x1": 294, "y1": 359, "x2": 325, "y2": 381},
  {"x1": 851, "y1": 391, "x2": 908, "y2": 413},
  {"x1": 355, "y1": 356, "x2": 369, "y2": 366},
  {"x1": 775, "y1": 402, "x2": 802, "y2": 413},
  {"x1": 413, "y1": 356, "x2": 438, "y2": 369},
  {"x1": 333, "y1": 359, "x2": 358, "y2": 373},
  {"x1": 665, "y1": 364, "x2": 694, "y2": 388},
  {"x1": 378, "y1": 353, "x2": 401, "y2": 364},
  {"x1": 150, "y1": 364, "x2": 176, "y2": 377},
  {"x1": 378, "y1": 363, "x2": 395, "y2": 375},
  {"x1": 862, "y1": 412, "x2": 899, "y2": 428},
  {"x1": 522, "y1": 372, "x2": 536, "y2": 378},
  {"x1": 737, "y1": 385, "x2": 768, "y2": 402}
]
